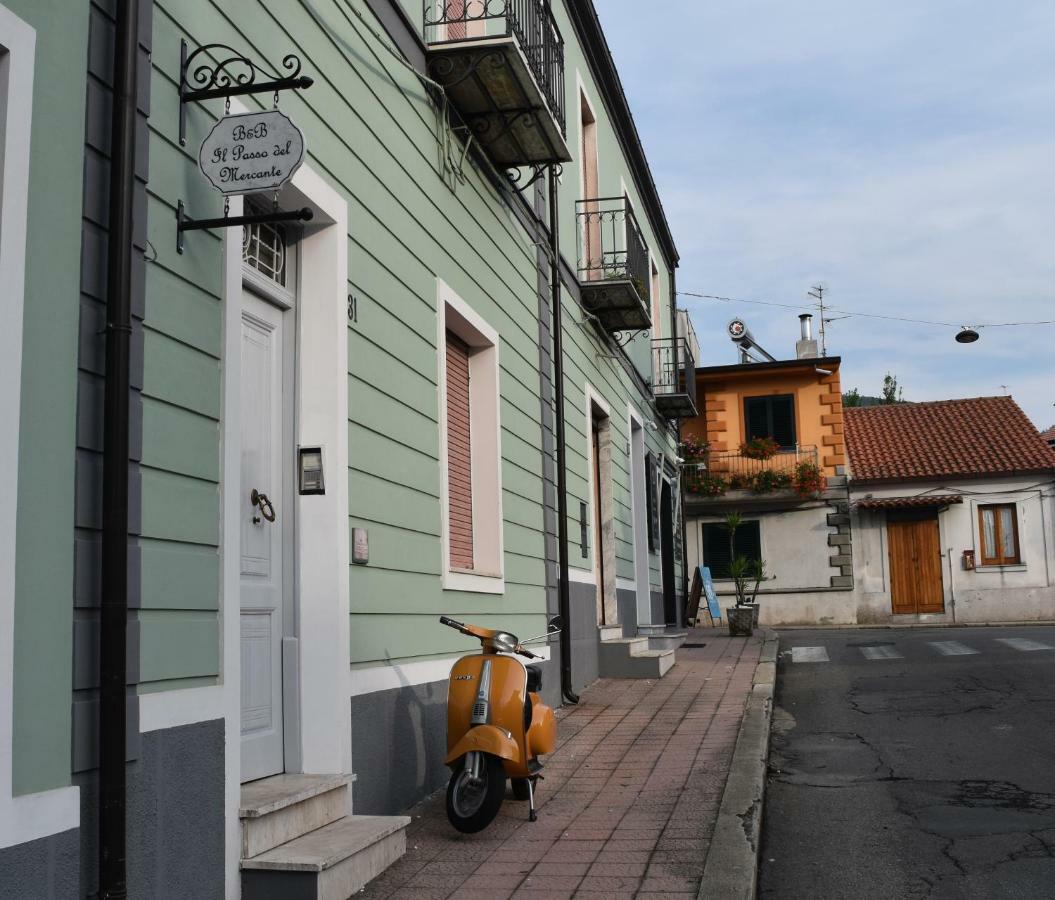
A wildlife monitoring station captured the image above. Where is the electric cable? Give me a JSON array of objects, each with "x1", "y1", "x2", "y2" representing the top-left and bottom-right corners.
[{"x1": 676, "y1": 290, "x2": 1055, "y2": 331}]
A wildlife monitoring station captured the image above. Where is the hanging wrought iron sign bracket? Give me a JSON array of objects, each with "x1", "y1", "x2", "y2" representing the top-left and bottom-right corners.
[
  {"x1": 179, "y1": 39, "x2": 313, "y2": 146},
  {"x1": 177, "y1": 40, "x2": 314, "y2": 254},
  {"x1": 176, "y1": 200, "x2": 313, "y2": 255}
]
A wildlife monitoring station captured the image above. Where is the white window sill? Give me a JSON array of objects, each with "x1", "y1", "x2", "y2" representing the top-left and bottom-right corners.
[
  {"x1": 975, "y1": 563, "x2": 1027, "y2": 573},
  {"x1": 443, "y1": 570, "x2": 505, "y2": 594}
]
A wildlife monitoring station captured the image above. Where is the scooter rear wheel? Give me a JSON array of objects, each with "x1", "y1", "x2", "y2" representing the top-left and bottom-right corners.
[{"x1": 446, "y1": 753, "x2": 506, "y2": 833}]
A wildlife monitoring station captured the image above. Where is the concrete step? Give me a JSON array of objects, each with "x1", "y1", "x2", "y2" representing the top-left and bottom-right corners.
[
  {"x1": 644, "y1": 630, "x2": 687, "y2": 653},
  {"x1": 240, "y1": 774, "x2": 350, "y2": 859},
  {"x1": 598, "y1": 636, "x2": 676, "y2": 679},
  {"x1": 598, "y1": 625, "x2": 623, "y2": 641},
  {"x1": 241, "y1": 814, "x2": 410, "y2": 900}
]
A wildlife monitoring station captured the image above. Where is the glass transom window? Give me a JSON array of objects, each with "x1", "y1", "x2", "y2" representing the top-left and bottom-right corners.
[{"x1": 243, "y1": 198, "x2": 288, "y2": 287}]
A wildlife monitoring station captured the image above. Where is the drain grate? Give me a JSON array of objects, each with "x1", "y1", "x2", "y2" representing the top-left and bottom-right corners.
[{"x1": 681, "y1": 642, "x2": 707, "y2": 649}]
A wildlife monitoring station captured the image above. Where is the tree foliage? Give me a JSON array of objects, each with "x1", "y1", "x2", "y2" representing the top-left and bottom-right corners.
[{"x1": 881, "y1": 372, "x2": 903, "y2": 404}]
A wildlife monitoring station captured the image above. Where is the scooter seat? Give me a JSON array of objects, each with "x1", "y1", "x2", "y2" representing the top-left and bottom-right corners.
[{"x1": 526, "y1": 664, "x2": 543, "y2": 693}]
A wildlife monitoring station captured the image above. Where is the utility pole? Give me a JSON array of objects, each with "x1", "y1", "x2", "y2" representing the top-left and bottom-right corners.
[{"x1": 808, "y1": 285, "x2": 827, "y2": 355}]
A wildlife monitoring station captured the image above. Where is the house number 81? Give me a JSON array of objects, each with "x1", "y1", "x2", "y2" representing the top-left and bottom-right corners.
[{"x1": 347, "y1": 294, "x2": 357, "y2": 323}]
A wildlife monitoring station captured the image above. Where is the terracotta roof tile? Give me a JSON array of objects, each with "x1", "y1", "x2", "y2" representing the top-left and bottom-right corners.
[
  {"x1": 855, "y1": 495, "x2": 963, "y2": 510},
  {"x1": 1041, "y1": 426, "x2": 1055, "y2": 444},
  {"x1": 844, "y1": 396, "x2": 1055, "y2": 483}
]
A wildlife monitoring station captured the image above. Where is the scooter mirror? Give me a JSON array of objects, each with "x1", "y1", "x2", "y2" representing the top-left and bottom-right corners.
[{"x1": 547, "y1": 616, "x2": 563, "y2": 632}]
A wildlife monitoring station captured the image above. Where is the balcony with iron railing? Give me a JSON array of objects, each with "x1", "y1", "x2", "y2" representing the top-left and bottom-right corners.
[
  {"x1": 423, "y1": 0, "x2": 570, "y2": 167},
  {"x1": 681, "y1": 446, "x2": 827, "y2": 510},
  {"x1": 576, "y1": 196, "x2": 651, "y2": 332},
  {"x1": 651, "y1": 336, "x2": 698, "y2": 418}
]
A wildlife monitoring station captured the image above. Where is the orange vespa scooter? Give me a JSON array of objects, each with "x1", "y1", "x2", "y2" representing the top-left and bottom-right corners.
[{"x1": 438, "y1": 615, "x2": 560, "y2": 833}]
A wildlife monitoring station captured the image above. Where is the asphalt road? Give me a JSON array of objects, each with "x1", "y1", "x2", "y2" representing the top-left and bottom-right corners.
[{"x1": 758, "y1": 626, "x2": 1055, "y2": 900}]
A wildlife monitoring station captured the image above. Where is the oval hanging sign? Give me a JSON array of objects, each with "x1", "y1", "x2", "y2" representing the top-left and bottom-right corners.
[{"x1": 198, "y1": 109, "x2": 306, "y2": 196}]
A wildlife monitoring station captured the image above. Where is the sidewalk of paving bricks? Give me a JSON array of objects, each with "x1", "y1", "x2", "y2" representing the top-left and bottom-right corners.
[{"x1": 358, "y1": 627, "x2": 764, "y2": 899}]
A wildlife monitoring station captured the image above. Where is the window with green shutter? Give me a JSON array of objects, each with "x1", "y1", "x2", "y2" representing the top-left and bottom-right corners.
[
  {"x1": 744, "y1": 395, "x2": 796, "y2": 449},
  {"x1": 701, "y1": 521, "x2": 762, "y2": 579}
]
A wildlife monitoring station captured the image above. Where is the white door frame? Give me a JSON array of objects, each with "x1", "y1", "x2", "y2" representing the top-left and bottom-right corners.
[{"x1": 220, "y1": 126, "x2": 349, "y2": 896}]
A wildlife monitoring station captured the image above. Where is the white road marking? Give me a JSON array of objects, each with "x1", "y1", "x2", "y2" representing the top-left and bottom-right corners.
[
  {"x1": 928, "y1": 641, "x2": 979, "y2": 656},
  {"x1": 791, "y1": 646, "x2": 830, "y2": 663},
  {"x1": 996, "y1": 637, "x2": 1055, "y2": 652},
  {"x1": 861, "y1": 645, "x2": 903, "y2": 660}
]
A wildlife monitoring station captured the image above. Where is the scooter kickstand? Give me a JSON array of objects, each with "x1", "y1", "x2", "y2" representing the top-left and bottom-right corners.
[{"x1": 526, "y1": 777, "x2": 537, "y2": 822}]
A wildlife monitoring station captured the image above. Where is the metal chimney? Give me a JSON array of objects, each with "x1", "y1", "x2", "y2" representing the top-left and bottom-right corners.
[{"x1": 796, "y1": 314, "x2": 819, "y2": 359}]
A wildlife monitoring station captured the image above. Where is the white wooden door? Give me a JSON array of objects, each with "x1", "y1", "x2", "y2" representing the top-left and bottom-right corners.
[{"x1": 240, "y1": 289, "x2": 290, "y2": 782}]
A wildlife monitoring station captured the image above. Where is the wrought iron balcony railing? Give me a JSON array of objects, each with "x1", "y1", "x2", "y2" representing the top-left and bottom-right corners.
[
  {"x1": 651, "y1": 337, "x2": 698, "y2": 419},
  {"x1": 576, "y1": 196, "x2": 651, "y2": 331},
  {"x1": 424, "y1": 1, "x2": 569, "y2": 166},
  {"x1": 682, "y1": 446, "x2": 822, "y2": 498}
]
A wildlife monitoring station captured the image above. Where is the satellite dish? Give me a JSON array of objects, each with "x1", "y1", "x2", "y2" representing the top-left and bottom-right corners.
[{"x1": 955, "y1": 327, "x2": 979, "y2": 344}]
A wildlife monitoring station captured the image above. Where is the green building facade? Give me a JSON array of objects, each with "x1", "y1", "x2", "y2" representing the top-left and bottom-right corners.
[{"x1": 0, "y1": 1, "x2": 696, "y2": 896}]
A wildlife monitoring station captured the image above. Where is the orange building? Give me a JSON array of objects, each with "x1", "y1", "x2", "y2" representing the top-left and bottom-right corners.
[
  {"x1": 681, "y1": 318, "x2": 855, "y2": 625},
  {"x1": 683, "y1": 356, "x2": 846, "y2": 476}
]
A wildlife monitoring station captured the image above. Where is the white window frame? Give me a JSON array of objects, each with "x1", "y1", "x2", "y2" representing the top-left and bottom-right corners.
[
  {"x1": 0, "y1": 5, "x2": 80, "y2": 848},
  {"x1": 437, "y1": 280, "x2": 505, "y2": 593}
]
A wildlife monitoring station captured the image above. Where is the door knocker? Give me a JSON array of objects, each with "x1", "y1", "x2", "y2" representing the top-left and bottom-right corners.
[{"x1": 250, "y1": 488, "x2": 277, "y2": 524}]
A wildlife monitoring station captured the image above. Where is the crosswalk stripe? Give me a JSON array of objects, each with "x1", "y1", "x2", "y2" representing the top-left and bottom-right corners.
[
  {"x1": 860, "y1": 645, "x2": 903, "y2": 660},
  {"x1": 791, "y1": 646, "x2": 830, "y2": 663},
  {"x1": 996, "y1": 637, "x2": 1055, "y2": 652},
  {"x1": 928, "y1": 641, "x2": 979, "y2": 656}
]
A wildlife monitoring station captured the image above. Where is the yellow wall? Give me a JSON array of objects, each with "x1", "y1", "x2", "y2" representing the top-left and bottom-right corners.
[{"x1": 683, "y1": 362, "x2": 846, "y2": 475}]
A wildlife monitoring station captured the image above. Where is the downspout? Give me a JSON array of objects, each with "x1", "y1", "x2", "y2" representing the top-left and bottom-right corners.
[
  {"x1": 99, "y1": 2, "x2": 139, "y2": 897},
  {"x1": 670, "y1": 269, "x2": 689, "y2": 618},
  {"x1": 549, "y1": 165, "x2": 578, "y2": 704}
]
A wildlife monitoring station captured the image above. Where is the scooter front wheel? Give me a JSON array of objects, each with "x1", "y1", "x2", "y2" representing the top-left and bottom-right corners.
[{"x1": 446, "y1": 752, "x2": 505, "y2": 833}]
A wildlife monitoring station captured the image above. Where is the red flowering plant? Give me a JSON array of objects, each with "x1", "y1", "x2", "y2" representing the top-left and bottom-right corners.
[
  {"x1": 679, "y1": 434, "x2": 709, "y2": 462},
  {"x1": 739, "y1": 436, "x2": 780, "y2": 460},
  {"x1": 793, "y1": 460, "x2": 827, "y2": 497}
]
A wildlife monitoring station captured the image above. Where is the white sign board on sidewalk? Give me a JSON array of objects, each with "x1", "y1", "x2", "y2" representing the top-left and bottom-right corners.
[{"x1": 198, "y1": 109, "x2": 306, "y2": 196}]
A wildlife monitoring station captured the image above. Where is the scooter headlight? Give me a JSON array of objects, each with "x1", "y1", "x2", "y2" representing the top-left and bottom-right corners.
[{"x1": 492, "y1": 632, "x2": 518, "y2": 653}]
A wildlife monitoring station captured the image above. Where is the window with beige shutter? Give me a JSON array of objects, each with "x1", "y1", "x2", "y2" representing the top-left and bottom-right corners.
[
  {"x1": 446, "y1": 330, "x2": 474, "y2": 570},
  {"x1": 978, "y1": 503, "x2": 1021, "y2": 566}
]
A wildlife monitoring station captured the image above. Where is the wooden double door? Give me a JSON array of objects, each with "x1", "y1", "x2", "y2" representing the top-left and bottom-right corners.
[{"x1": 887, "y1": 511, "x2": 944, "y2": 614}]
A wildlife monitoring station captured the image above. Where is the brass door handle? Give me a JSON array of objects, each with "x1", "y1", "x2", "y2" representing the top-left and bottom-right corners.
[{"x1": 250, "y1": 488, "x2": 276, "y2": 523}]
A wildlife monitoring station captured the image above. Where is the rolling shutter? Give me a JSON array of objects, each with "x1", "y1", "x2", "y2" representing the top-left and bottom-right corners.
[
  {"x1": 446, "y1": 331, "x2": 474, "y2": 570},
  {"x1": 448, "y1": 0, "x2": 467, "y2": 38}
]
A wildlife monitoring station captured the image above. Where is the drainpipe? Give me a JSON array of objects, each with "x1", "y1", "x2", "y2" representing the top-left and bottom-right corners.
[
  {"x1": 549, "y1": 165, "x2": 578, "y2": 704},
  {"x1": 670, "y1": 269, "x2": 689, "y2": 620},
  {"x1": 99, "y1": 1, "x2": 139, "y2": 897}
]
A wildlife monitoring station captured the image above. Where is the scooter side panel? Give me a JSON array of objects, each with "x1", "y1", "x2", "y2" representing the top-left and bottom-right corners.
[{"x1": 526, "y1": 695, "x2": 557, "y2": 757}]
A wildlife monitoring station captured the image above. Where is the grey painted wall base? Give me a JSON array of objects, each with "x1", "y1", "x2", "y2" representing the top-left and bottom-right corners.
[
  {"x1": 0, "y1": 827, "x2": 80, "y2": 900},
  {"x1": 351, "y1": 681, "x2": 449, "y2": 816},
  {"x1": 617, "y1": 587, "x2": 636, "y2": 637},
  {"x1": 76, "y1": 718, "x2": 225, "y2": 899},
  {"x1": 569, "y1": 581, "x2": 600, "y2": 693},
  {"x1": 650, "y1": 589, "x2": 666, "y2": 626}
]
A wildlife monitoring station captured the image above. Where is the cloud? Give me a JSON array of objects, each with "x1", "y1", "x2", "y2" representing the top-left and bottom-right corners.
[{"x1": 597, "y1": 0, "x2": 1055, "y2": 425}]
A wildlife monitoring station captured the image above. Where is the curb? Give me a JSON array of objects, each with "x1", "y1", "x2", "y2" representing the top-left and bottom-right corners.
[{"x1": 698, "y1": 630, "x2": 779, "y2": 900}]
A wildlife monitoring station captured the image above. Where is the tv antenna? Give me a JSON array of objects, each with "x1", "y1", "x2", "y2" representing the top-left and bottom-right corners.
[{"x1": 807, "y1": 284, "x2": 829, "y2": 355}]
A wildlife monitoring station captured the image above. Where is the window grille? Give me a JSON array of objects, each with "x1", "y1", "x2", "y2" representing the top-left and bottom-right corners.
[{"x1": 243, "y1": 198, "x2": 288, "y2": 287}]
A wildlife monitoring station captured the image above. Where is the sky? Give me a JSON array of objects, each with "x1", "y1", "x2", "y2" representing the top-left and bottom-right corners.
[{"x1": 596, "y1": 1, "x2": 1055, "y2": 428}]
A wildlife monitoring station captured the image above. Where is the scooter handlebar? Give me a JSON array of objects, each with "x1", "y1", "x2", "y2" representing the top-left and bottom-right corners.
[
  {"x1": 439, "y1": 616, "x2": 468, "y2": 633},
  {"x1": 517, "y1": 646, "x2": 540, "y2": 659}
]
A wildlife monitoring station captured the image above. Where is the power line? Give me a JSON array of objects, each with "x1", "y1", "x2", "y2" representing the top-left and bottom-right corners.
[{"x1": 675, "y1": 290, "x2": 1055, "y2": 330}]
